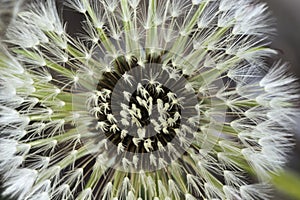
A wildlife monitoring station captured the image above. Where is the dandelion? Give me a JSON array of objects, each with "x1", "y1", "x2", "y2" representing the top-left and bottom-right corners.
[{"x1": 0, "y1": 0, "x2": 299, "y2": 200}]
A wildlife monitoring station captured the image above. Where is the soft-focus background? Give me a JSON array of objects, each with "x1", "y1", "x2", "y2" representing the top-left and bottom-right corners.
[
  {"x1": 262, "y1": 0, "x2": 300, "y2": 199},
  {"x1": 263, "y1": 0, "x2": 300, "y2": 77}
]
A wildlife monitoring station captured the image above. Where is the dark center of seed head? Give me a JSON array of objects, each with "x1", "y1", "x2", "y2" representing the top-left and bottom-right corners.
[{"x1": 93, "y1": 55, "x2": 182, "y2": 153}]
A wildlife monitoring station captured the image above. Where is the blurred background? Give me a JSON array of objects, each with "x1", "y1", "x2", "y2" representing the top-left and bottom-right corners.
[
  {"x1": 263, "y1": 0, "x2": 300, "y2": 77},
  {"x1": 262, "y1": 0, "x2": 300, "y2": 199}
]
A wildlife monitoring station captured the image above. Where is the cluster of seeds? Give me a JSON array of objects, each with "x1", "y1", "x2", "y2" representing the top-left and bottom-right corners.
[
  {"x1": 84, "y1": 55, "x2": 199, "y2": 170},
  {"x1": 0, "y1": 0, "x2": 299, "y2": 199}
]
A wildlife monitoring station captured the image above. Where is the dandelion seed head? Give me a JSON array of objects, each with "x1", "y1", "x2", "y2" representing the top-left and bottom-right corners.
[{"x1": 0, "y1": 0, "x2": 299, "y2": 199}]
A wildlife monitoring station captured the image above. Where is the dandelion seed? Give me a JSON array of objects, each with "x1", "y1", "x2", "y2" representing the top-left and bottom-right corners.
[{"x1": 0, "y1": 0, "x2": 299, "y2": 199}]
